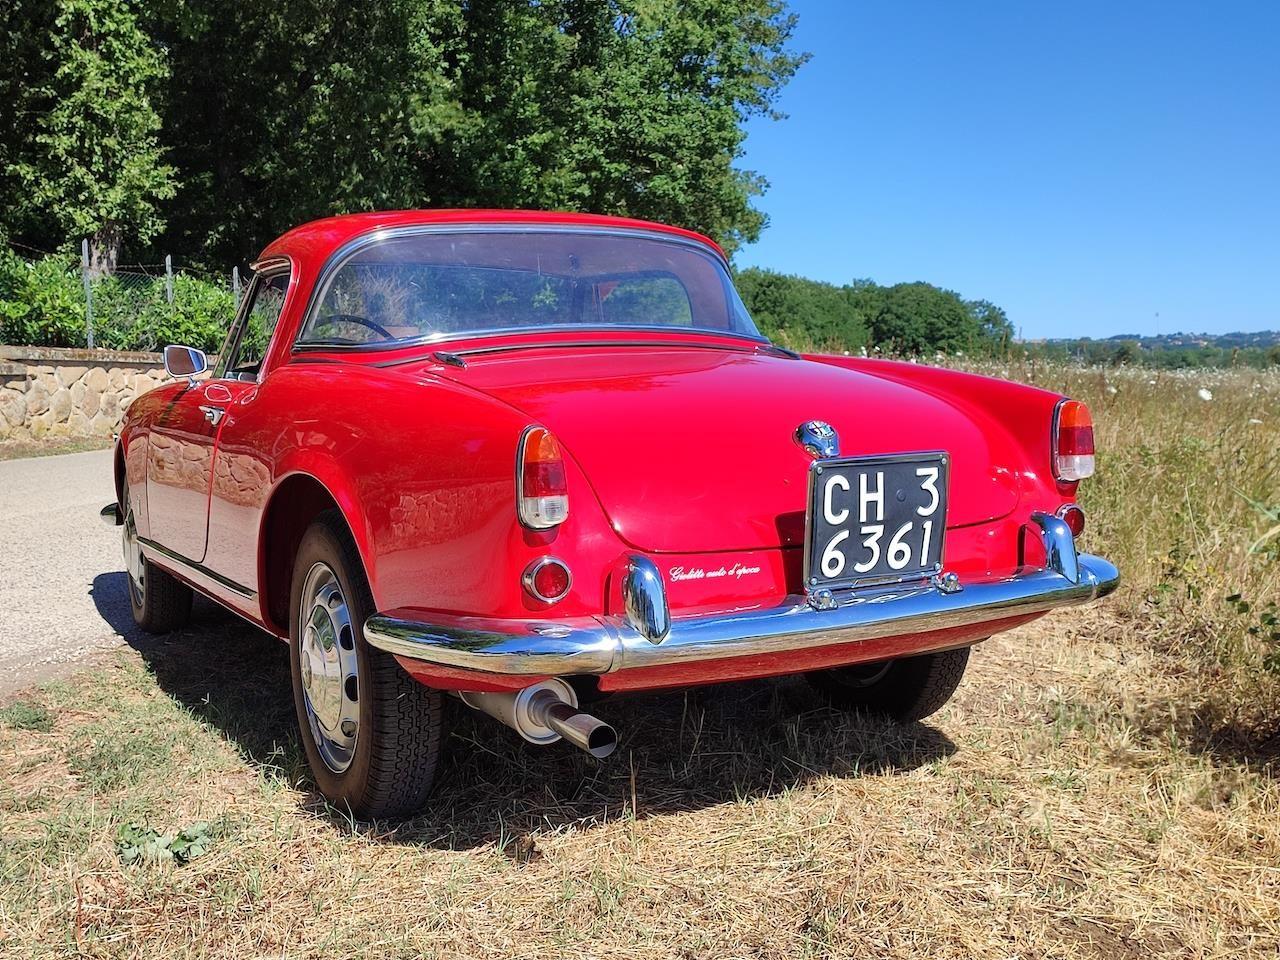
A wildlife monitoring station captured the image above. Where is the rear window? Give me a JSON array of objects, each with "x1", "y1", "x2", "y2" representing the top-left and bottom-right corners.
[
  {"x1": 296, "y1": 229, "x2": 760, "y2": 346},
  {"x1": 598, "y1": 275, "x2": 693, "y2": 327}
]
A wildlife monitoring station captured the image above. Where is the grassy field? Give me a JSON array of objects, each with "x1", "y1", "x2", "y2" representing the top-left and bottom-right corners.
[{"x1": 1, "y1": 362, "x2": 1278, "y2": 958}]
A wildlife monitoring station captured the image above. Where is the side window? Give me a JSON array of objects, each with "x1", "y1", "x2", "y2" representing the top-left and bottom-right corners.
[
  {"x1": 597, "y1": 275, "x2": 694, "y2": 327},
  {"x1": 222, "y1": 273, "x2": 289, "y2": 380}
]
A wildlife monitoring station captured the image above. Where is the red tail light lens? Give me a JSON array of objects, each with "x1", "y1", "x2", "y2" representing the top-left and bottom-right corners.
[
  {"x1": 517, "y1": 427, "x2": 569, "y2": 528},
  {"x1": 1053, "y1": 400, "x2": 1095, "y2": 481}
]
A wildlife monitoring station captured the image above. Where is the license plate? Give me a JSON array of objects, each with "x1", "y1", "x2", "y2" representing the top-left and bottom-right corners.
[{"x1": 804, "y1": 452, "x2": 949, "y2": 591}]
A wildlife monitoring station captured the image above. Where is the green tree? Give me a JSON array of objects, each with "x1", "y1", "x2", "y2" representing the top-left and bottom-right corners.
[
  {"x1": 445, "y1": 1, "x2": 805, "y2": 255},
  {"x1": 966, "y1": 299, "x2": 1012, "y2": 354},
  {"x1": 3, "y1": 0, "x2": 175, "y2": 273},
  {"x1": 734, "y1": 267, "x2": 868, "y2": 349},
  {"x1": 148, "y1": 0, "x2": 805, "y2": 265},
  {"x1": 1110, "y1": 339, "x2": 1141, "y2": 365},
  {"x1": 857, "y1": 282, "x2": 983, "y2": 356},
  {"x1": 148, "y1": 0, "x2": 463, "y2": 264},
  {"x1": 734, "y1": 270, "x2": 1014, "y2": 356}
]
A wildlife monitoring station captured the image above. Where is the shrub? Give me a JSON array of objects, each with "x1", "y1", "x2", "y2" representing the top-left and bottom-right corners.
[
  {"x1": 92, "y1": 274, "x2": 233, "y2": 353},
  {"x1": 0, "y1": 250, "x2": 86, "y2": 346},
  {"x1": 0, "y1": 253, "x2": 233, "y2": 353}
]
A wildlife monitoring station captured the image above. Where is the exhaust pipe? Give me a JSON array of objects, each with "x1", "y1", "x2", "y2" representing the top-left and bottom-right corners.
[{"x1": 459, "y1": 678, "x2": 617, "y2": 759}]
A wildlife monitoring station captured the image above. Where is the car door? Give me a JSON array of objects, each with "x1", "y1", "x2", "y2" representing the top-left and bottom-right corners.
[
  {"x1": 199, "y1": 265, "x2": 294, "y2": 593},
  {"x1": 145, "y1": 270, "x2": 290, "y2": 564}
]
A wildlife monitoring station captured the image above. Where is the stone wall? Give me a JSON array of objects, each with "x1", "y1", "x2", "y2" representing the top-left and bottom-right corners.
[{"x1": 0, "y1": 346, "x2": 169, "y2": 440}]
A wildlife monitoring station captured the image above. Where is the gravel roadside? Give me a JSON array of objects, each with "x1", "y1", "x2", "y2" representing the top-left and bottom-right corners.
[{"x1": 0, "y1": 449, "x2": 135, "y2": 697}]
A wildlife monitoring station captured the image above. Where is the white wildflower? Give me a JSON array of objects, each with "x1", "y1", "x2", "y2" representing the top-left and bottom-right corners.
[
  {"x1": 1106, "y1": 385, "x2": 1118, "y2": 395},
  {"x1": 1198, "y1": 388, "x2": 1213, "y2": 401}
]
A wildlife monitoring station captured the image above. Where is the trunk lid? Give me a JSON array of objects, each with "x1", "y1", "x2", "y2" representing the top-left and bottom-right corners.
[{"x1": 411, "y1": 344, "x2": 1022, "y2": 553}]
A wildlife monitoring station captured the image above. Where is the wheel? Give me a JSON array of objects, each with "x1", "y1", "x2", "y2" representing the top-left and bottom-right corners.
[
  {"x1": 122, "y1": 478, "x2": 192, "y2": 633},
  {"x1": 807, "y1": 646, "x2": 973, "y2": 722},
  {"x1": 289, "y1": 511, "x2": 446, "y2": 819}
]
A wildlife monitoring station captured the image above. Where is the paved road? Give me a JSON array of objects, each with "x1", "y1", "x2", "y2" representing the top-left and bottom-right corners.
[{"x1": 1, "y1": 450, "x2": 143, "y2": 696}]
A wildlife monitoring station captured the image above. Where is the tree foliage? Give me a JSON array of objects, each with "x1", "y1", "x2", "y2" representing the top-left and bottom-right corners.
[
  {"x1": 735, "y1": 268, "x2": 1014, "y2": 355},
  {"x1": 1, "y1": 0, "x2": 175, "y2": 272},
  {"x1": 734, "y1": 268, "x2": 868, "y2": 349},
  {"x1": 1022, "y1": 336, "x2": 1280, "y2": 369},
  {"x1": 131, "y1": 0, "x2": 805, "y2": 265},
  {"x1": 0, "y1": 1, "x2": 1034, "y2": 360},
  {"x1": 2, "y1": 1, "x2": 803, "y2": 266}
]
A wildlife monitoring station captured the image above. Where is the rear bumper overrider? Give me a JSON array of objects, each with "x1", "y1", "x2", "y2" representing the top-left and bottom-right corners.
[{"x1": 364, "y1": 512, "x2": 1119, "y2": 682}]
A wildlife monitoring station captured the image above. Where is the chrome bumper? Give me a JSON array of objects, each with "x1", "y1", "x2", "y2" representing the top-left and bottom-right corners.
[{"x1": 364, "y1": 513, "x2": 1119, "y2": 679}]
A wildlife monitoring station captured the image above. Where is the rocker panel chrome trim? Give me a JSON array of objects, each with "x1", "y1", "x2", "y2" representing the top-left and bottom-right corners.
[{"x1": 137, "y1": 536, "x2": 258, "y2": 600}]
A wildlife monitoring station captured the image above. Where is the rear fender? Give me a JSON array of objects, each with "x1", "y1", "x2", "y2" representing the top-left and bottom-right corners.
[
  {"x1": 248, "y1": 362, "x2": 629, "y2": 623},
  {"x1": 266, "y1": 454, "x2": 373, "y2": 577},
  {"x1": 808, "y1": 356, "x2": 1072, "y2": 502}
]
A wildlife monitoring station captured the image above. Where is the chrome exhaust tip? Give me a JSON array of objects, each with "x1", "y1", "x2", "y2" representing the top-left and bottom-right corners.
[
  {"x1": 459, "y1": 679, "x2": 617, "y2": 759},
  {"x1": 539, "y1": 696, "x2": 618, "y2": 759}
]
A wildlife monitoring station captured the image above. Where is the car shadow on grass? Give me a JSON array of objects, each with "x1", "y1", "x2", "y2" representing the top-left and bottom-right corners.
[
  {"x1": 1182, "y1": 710, "x2": 1280, "y2": 773},
  {"x1": 91, "y1": 571, "x2": 302, "y2": 774},
  {"x1": 91, "y1": 570, "x2": 957, "y2": 852}
]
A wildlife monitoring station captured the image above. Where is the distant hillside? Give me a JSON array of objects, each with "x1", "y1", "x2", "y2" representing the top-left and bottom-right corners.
[
  {"x1": 1024, "y1": 330, "x2": 1280, "y2": 368},
  {"x1": 1060, "y1": 331, "x2": 1280, "y2": 350}
]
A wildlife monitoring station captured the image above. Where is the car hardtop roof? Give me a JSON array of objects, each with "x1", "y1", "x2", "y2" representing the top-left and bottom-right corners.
[{"x1": 256, "y1": 209, "x2": 727, "y2": 271}]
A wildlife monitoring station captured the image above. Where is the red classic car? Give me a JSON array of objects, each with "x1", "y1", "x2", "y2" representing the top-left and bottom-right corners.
[{"x1": 102, "y1": 210, "x2": 1118, "y2": 817}]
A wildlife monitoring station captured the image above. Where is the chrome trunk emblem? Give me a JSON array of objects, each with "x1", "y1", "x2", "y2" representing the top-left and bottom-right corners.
[{"x1": 795, "y1": 420, "x2": 839, "y2": 459}]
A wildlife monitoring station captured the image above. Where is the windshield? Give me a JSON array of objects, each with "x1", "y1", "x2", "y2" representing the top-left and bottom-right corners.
[{"x1": 296, "y1": 228, "x2": 762, "y2": 346}]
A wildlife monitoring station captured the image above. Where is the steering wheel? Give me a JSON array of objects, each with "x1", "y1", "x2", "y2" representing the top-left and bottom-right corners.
[{"x1": 315, "y1": 313, "x2": 395, "y2": 341}]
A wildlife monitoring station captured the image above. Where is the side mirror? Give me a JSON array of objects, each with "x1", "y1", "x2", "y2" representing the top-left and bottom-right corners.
[{"x1": 163, "y1": 345, "x2": 209, "y2": 381}]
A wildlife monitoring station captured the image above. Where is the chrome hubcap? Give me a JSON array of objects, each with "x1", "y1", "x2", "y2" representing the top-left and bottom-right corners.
[
  {"x1": 298, "y1": 562, "x2": 359, "y2": 773},
  {"x1": 122, "y1": 504, "x2": 145, "y2": 605}
]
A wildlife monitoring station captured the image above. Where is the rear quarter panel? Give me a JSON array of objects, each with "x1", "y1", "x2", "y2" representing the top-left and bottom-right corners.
[
  {"x1": 807, "y1": 356, "x2": 1079, "y2": 576},
  {"x1": 210, "y1": 362, "x2": 630, "y2": 627},
  {"x1": 807, "y1": 356, "x2": 1073, "y2": 506}
]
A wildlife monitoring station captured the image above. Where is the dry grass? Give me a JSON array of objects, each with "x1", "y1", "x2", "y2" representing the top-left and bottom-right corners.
[
  {"x1": 961, "y1": 359, "x2": 1280, "y2": 748},
  {"x1": 2, "y1": 362, "x2": 1279, "y2": 958}
]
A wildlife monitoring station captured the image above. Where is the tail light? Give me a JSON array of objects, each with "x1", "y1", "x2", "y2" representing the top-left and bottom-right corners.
[
  {"x1": 1053, "y1": 399, "x2": 1095, "y2": 481},
  {"x1": 517, "y1": 426, "x2": 569, "y2": 528}
]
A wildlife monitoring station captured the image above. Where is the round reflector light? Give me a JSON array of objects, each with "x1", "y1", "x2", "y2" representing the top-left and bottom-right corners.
[
  {"x1": 1056, "y1": 504, "x2": 1086, "y2": 537},
  {"x1": 523, "y1": 557, "x2": 572, "y2": 604}
]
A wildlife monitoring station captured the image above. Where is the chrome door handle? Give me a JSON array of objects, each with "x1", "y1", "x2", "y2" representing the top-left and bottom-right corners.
[{"x1": 200, "y1": 405, "x2": 226, "y2": 426}]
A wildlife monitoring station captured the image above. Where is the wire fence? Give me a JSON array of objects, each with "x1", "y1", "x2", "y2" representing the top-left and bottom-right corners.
[{"x1": 1, "y1": 239, "x2": 243, "y2": 353}]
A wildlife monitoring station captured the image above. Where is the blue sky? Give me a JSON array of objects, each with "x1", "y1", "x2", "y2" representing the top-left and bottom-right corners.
[{"x1": 736, "y1": 1, "x2": 1280, "y2": 340}]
